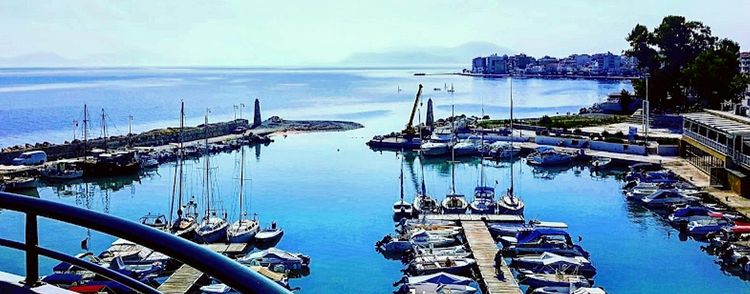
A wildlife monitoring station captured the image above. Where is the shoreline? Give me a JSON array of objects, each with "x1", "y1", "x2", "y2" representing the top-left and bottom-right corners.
[{"x1": 451, "y1": 72, "x2": 639, "y2": 81}]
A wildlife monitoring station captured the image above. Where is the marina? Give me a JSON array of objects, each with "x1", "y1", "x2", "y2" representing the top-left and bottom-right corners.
[{"x1": 1, "y1": 68, "x2": 749, "y2": 293}]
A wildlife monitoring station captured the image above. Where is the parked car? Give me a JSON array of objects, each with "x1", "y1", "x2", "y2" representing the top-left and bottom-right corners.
[{"x1": 12, "y1": 150, "x2": 47, "y2": 165}]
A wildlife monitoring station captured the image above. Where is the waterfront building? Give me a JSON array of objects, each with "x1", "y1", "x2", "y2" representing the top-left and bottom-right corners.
[
  {"x1": 472, "y1": 57, "x2": 487, "y2": 74},
  {"x1": 591, "y1": 52, "x2": 621, "y2": 75},
  {"x1": 485, "y1": 54, "x2": 509, "y2": 74},
  {"x1": 740, "y1": 52, "x2": 750, "y2": 74},
  {"x1": 681, "y1": 109, "x2": 750, "y2": 196}
]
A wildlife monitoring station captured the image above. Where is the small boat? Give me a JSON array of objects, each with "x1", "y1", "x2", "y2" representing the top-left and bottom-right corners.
[
  {"x1": 442, "y1": 194, "x2": 468, "y2": 214},
  {"x1": 667, "y1": 206, "x2": 716, "y2": 224},
  {"x1": 411, "y1": 230, "x2": 457, "y2": 248},
  {"x1": 501, "y1": 228, "x2": 589, "y2": 258},
  {"x1": 407, "y1": 257, "x2": 475, "y2": 275},
  {"x1": 532, "y1": 286, "x2": 607, "y2": 294},
  {"x1": 398, "y1": 271, "x2": 473, "y2": 286},
  {"x1": 413, "y1": 153, "x2": 440, "y2": 214},
  {"x1": 40, "y1": 160, "x2": 84, "y2": 180},
  {"x1": 255, "y1": 221, "x2": 284, "y2": 246},
  {"x1": 376, "y1": 234, "x2": 413, "y2": 254},
  {"x1": 520, "y1": 273, "x2": 591, "y2": 289},
  {"x1": 139, "y1": 213, "x2": 168, "y2": 231},
  {"x1": 397, "y1": 282, "x2": 477, "y2": 294},
  {"x1": 453, "y1": 138, "x2": 480, "y2": 156},
  {"x1": 227, "y1": 147, "x2": 260, "y2": 243},
  {"x1": 200, "y1": 283, "x2": 232, "y2": 293},
  {"x1": 238, "y1": 247, "x2": 310, "y2": 271},
  {"x1": 497, "y1": 188, "x2": 525, "y2": 215},
  {"x1": 488, "y1": 220, "x2": 568, "y2": 237},
  {"x1": 640, "y1": 190, "x2": 701, "y2": 208},
  {"x1": 195, "y1": 214, "x2": 229, "y2": 244},
  {"x1": 489, "y1": 142, "x2": 522, "y2": 160},
  {"x1": 687, "y1": 217, "x2": 732, "y2": 236},
  {"x1": 527, "y1": 147, "x2": 575, "y2": 166},
  {"x1": 421, "y1": 141, "x2": 451, "y2": 156},
  {"x1": 2, "y1": 176, "x2": 38, "y2": 190},
  {"x1": 511, "y1": 252, "x2": 596, "y2": 278},
  {"x1": 469, "y1": 146, "x2": 496, "y2": 214},
  {"x1": 589, "y1": 157, "x2": 611, "y2": 170},
  {"x1": 414, "y1": 245, "x2": 471, "y2": 259},
  {"x1": 393, "y1": 156, "x2": 414, "y2": 219}
]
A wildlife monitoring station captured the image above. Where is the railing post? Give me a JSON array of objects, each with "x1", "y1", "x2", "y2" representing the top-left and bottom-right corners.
[{"x1": 24, "y1": 213, "x2": 39, "y2": 286}]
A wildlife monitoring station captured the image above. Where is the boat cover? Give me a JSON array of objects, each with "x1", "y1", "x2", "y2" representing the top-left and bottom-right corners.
[
  {"x1": 515, "y1": 228, "x2": 570, "y2": 244},
  {"x1": 408, "y1": 272, "x2": 473, "y2": 285}
]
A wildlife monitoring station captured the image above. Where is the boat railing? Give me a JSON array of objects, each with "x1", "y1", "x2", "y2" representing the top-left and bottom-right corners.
[
  {"x1": 684, "y1": 129, "x2": 728, "y2": 154},
  {"x1": 0, "y1": 191, "x2": 290, "y2": 294}
]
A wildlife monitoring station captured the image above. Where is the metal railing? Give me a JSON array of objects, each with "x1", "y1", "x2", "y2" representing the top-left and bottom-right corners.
[
  {"x1": 0, "y1": 191, "x2": 290, "y2": 294},
  {"x1": 735, "y1": 152, "x2": 750, "y2": 167},
  {"x1": 684, "y1": 129, "x2": 728, "y2": 154}
]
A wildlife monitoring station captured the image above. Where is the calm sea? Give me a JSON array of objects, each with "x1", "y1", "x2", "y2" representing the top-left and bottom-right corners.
[{"x1": 0, "y1": 68, "x2": 747, "y2": 293}]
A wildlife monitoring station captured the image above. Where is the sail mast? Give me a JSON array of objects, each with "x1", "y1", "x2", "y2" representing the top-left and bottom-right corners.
[
  {"x1": 509, "y1": 77, "x2": 515, "y2": 196},
  {"x1": 450, "y1": 92, "x2": 456, "y2": 194},
  {"x1": 400, "y1": 154, "x2": 404, "y2": 202},
  {"x1": 177, "y1": 101, "x2": 185, "y2": 218},
  {"x1": 101, "y1": 109, "x2": 107, "y2": 152},
  {"x1": 239, "y1": 143, "x2": 246, "y2": 220},
  {"x1": 204, "y1": 110, "x2": 210, "y2": 217},
  {"x1": 83, "y1": 104, "x2": 89, "y2": 157}
]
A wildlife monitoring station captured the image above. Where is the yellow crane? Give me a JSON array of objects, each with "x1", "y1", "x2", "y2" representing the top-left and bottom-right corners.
[{"x1": 403, "y1": 84, "x2": 423, "y2": 137}]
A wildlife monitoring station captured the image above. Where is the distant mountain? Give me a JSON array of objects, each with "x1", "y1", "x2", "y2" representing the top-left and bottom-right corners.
[
  {"x1": 0, "y1": 52, "x2": 75, "y2": 67},
  {"x1": 341, "y1": 42, "x2": 513, "y2": 66}
]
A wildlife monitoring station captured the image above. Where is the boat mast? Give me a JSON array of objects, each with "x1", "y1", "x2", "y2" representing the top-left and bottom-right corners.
[
  {"x1": 420, "y1": 151, "x2": 427, "y2": 196},
  {"x1": 101, "y1": 109, "x2": 107, "y2": 152},
  {"x1": 400, "y1": 153, "x2": 404, "y2": 203},
  {"x1": 239, "y1": 142, "x2": 246, "y2": 221},
  {"x1": 450, "y1": 90, "x2": 456, "y2": 195},
  {"x1": 204, "y1": 110, "x2": 210, "y2": 218},
  {"x1": 480, "y1": 99, "x2": 485, "y2": 188},
  {"x1": 177, "y1": 101, "x2": 186, "y2": 220},
  {"x1": 509, "y1": 77, "x2": 515, "y2": 197},
  {"x1": 83, "y1": 104, "x2": 89, "y2": 157}
]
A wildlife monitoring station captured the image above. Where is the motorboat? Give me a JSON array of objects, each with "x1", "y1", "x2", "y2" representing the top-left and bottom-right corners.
[
  {"x1": 520, "y1": 273, "x2": 591, "y2": 289},
  {"x1": 442, "y1": 194, "x2": 469, "y2": 214},
  {"x1": 2, "y1": 176, "x2": 38, "y2": 190},
  {"x1": 532, "y1": 286, "x2": 607, "y2": 294},
  {"x1": 139, "y1": 213, "x2": 168, "y2": 231},
  {"x1": 501, "y1": 228, "x2": 589, "y2": 258},
  {"x1": 527, "y1": 147, "x2": 575, "y2": 166},
  {"x1": 406, "y1": 257, "x2": 476, "y2": 275},
  {"x1": 421, "y1": 141, "x2": 451, "y2": 156},
  {"x1": 453, "y1": 138, "x2": 480, "y2": 156},
  {"x1": 511, "y1": 252, "x2": 596, "y2": 278},
  {"x1": 687, "y1": 217, "x2": 732, "y2": 236},
  {"x1": 414, "y1": 245, "x2": 471, "y2": 258},
  {"x1": 195, "y1": 214, "x2": 229, "y2": 244},
  {"x1": 488, "y1": 220, "x2": 568, "y2": 237},
  {"x1": 667, "y1": 206, "x2": 716, "y2": 225},
  {"x1": 238, "y1": 247, "x2": 310, "y2": 271},
  {"x1": 376, "y1": 234, "x2": 413, "y2": 254},
  {"x1": 255, "y1": 221, "x2": 284, "y2": 246},
  {"x1": 489, "y1": 142, "x2": 522, "y2": 160},
  {"x1": 397, "y1": 271, "x2": 473, "y2": 286},
  {"x1": 200, "y1": 283, "x2": 232, "y2": 293},
  {"x1": 411, "y1": 230, "x2": 457, "y2": 248},
  {"x1": 625, "y1": 170, "x2": 678, "y2": 184},
  {"x1": 626, "y1": 186, "x2": 702, "y2": 201},
  {"x1": 640, "y1": 190, "x2": 701, "y2": 208},
  {"x1": 40, "y1": 160, "x2": 84, "y2": 180},
  {"x1": 470, "y1": 186, "x2": 496, "y2": 214},
  {"x1": 589, "y1": 157, "x2": 612, "y2": 170}
]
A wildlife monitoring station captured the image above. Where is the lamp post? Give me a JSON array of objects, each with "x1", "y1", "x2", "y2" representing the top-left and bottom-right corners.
[{"x1": 643, "y1": 72, "x2": 650, "y2": 152}]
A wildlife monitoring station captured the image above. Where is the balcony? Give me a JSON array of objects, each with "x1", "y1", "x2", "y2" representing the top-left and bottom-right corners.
[{"x1": 684, "y1": 129, "x2": 728, "y2": 154}]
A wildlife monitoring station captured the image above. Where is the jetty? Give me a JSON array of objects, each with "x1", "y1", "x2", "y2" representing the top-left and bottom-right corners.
[
  {"x1": 158, "y1": 243, "x2": 250, "y2": 293},
  {"x1": 423, "y1": 214, "x2": 523, "y2": 294}
]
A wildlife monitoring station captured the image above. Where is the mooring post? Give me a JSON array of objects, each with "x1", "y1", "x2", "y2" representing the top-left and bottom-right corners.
[{"x1": 25, "y1": 213, "x2": 39, "y2": 286}]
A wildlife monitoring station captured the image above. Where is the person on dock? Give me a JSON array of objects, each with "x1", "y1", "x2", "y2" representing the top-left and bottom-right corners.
[{"x1": 494, "y1": 250, "x2": 505, "y2": 280}]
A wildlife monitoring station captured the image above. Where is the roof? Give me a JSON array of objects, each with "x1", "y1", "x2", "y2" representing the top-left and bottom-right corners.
[{"x1": 683, "y1": 111, "x2": 750, "y2": 136}]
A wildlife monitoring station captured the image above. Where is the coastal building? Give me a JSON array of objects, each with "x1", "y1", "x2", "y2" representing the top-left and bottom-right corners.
[
  {"x1": 485, "y1": 54, "x2": 509, "y2": 74},
  {"x1": 591, "y1": 52, "x2": 621, "y2": 75},
  {"x1": 740, "y1": 52, "x2": 750, "y2": 74},
  {"x1": 472, "y1": 57, "x2": 487, "y2": 74},
  {"x1": 681, "y1": 109, "x2": 750, "y2": 196}
]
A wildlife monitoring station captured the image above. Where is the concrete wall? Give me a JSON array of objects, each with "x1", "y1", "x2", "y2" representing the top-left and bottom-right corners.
[
  {"x1": 534, "y1": 136, "x2": 589, "y2": 148},
  {"x1": 589, "y1": 141, "x2": 646, "y2": 155},
  {"x1": 656, "y1": 145, "x2": 679, "y2": 156}
]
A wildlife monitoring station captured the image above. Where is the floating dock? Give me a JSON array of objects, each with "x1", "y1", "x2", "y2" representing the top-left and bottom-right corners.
[
  {"x1": 158, "y1": 243, "x2": 250, "y2": 293},
  {"x1": 461, "y1": 221, "x2": 522, "y2": 294},
  {"x1": 424, "y1": 214, "x2": 524, "y2": 222}
]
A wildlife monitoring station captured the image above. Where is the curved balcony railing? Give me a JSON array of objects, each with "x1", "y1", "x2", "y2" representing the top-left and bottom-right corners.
[{"x1": 0, "y1": 191, "x2": 291, "y2": 294}]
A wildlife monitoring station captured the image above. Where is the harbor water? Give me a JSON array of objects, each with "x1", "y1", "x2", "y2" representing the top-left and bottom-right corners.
[{"x1": 0, "y1": 68, "x2": 748, "y2": 293}]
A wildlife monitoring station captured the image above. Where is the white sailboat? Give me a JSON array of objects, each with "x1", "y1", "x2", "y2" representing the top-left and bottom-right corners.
[
  {"x1": 393, "y1": 154, "x2": 414, "y2": 218},
  {"x1": 497, "y1": 78, "x2": 525, "y2": 216},
  {"x1": 441, "y1": 97, "x2": 468, "y2": 214},
  {"x1": 227, "y1": 145, "x2": 260, "y2": 243},
  {"x1": 195, "y1": 110, "x2": 229, "y2": 243},
  {"x1": 413, "y1": 152, "x2": 439, "y2": 214}
]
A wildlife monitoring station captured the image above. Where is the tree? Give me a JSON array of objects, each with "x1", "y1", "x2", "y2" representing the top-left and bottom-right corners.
[
  {"x1": 618, "y1": 89, "x2": 633, "y2": 114},
  {"x1": 625, "y1": 16, "x2": 747, "y2": 111}
]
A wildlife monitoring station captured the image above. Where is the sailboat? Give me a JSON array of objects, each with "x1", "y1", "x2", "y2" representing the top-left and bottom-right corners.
[
  {"x1": 393, "y1": 154, "x2": 414, "y2": 219},
  {"x1": 195, "y1": 110, "x2": 229, "y2": 243},
  {"x1": 497, "y1": 78, "x2": 525, "y2": 216},
  {"x1": 412, "y1": 152, "x2": 439, "y2": 215},
  {"x1": 227, "y1": 145, "x2": 260, "y2": 243},
  {"x1": 441, "y1": 101, "x2": 468, "y2": 214},
  {"x1": 469, "y1": 138, "x2": 497, "y2": 214}
]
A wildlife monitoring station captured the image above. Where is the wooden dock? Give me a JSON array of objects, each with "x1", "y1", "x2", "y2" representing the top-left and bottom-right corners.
[
  {"x1": 461, "y1": 221, "x2": 522, "y2": 294},
  {"x1": 423, "y1": 214, "x2": 525, "y2": 222},
  {"x1": 201, "y1": 243, "x2": 249, "y2": 257},
  {"x1": 157, "y1": 264, "x2": 206, "y2": 294}
]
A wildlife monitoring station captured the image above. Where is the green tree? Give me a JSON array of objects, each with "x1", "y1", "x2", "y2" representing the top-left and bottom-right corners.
[
  {"x1": 625, "y1": 15, "x2": 747, "y2": 111},
  {"x1": 618, "y1": 89, "x2": 633, "y2": 114}
]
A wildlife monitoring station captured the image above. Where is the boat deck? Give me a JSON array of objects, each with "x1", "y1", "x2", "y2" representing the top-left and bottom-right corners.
[
  {"x1": 423, "y1": 214, "x2": 525, "y2": 222},
  {"x1": 461, "y1": 221, "x2": 522, "y2": 294}
]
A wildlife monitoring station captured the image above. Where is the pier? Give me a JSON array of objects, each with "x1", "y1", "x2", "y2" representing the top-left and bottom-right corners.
[
  {"x1": 422, "y1": 214, "x2": 523, "y2": 294},
  {"x1": 158, "y1": 243, "x2": 250, "y2": 293}
]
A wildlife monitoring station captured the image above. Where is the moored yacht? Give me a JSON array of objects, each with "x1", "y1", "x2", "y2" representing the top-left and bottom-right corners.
[{"x1": 227, "y1": 147, "x2": 260, "y2": 243}]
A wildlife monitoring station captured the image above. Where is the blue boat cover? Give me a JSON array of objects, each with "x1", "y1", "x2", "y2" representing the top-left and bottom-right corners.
[
  {"x1": 408, "y1": 272, "x2": 473, "y2": 285},
  {"x1": 42, "y1": 273, "x2": 83, "y2": 284},
  {"x1": 673, "y1": 206, "x2": 711, "y2": 217},
  {"x1": 474, "y1": 186, "x2": 495, "y2": 193},
  {"x1": 515, "y1": 228, "x2": 570, "y2": 244}
]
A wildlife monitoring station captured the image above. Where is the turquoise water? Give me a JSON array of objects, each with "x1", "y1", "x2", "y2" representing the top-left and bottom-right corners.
[{"x1": 0, "y1": 68, "x2": 748, "y2": 293}]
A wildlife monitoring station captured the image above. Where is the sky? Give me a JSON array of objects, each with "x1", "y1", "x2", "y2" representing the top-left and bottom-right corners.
[{"x1": 0, "y1": 0, "x2": 748, "y2": 66}]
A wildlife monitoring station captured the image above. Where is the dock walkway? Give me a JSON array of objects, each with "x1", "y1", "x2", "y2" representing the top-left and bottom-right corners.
[
  {"x1": 424, "y1": 214, "x2": 524, "y2": 222},
  {"x1": 157, "y1": 264, "x2": 205, "y2": 294},
  {"x1": 517, "y1": 142, "x2": 677, "y2": 164},
  {"x1": 461, "y1": 221, "x2": 522, "y2": 294}
]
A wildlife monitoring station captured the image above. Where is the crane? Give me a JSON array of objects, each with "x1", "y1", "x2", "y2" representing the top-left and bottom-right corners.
[{"x1": 403, "y1": 84, "x2": 423, "y2": 137}]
